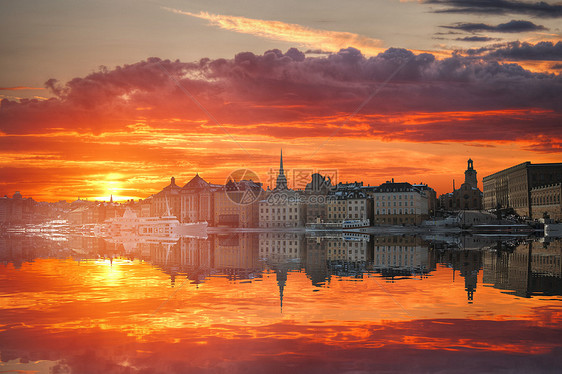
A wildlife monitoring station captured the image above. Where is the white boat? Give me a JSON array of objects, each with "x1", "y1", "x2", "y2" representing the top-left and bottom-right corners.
[{"x1": 93, "y1": 208, "x2": 207, "y2": 240}]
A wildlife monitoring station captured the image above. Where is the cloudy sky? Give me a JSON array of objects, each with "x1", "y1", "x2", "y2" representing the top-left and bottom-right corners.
[{"x1": 1, "y1": 0, "x2": 561, "y2": 200}]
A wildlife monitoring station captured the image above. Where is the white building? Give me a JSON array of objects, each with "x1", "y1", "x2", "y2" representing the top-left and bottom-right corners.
[{"x1": 372, "y1": 181, "x2": 429, "y2": 225}]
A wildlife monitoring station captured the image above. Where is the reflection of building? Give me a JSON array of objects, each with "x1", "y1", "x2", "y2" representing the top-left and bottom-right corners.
[
  {"x1": 372, "y1": 181, "x2": 429, "y2": 225},
  {"x1": 325, "y1": 234, "x2": 371, "y2": 262},
  {"x1": 439, "y1": 159, "x2": 482, "y2": 211},
  {"x1": 438, "y1": 249, "x2": 482, "y2": 302},
  {"x1": 483, "y1": 162, "x2": 562, "y2": 217},
  {"x1": 305, "y1": 236, "x2": 330, "y2": 287},
  {"x1": 372, "y1": 236, "x2": 430, "y2": 275},
  {"x1": 482, "y1": 240, "x2": 562, "y2": 297},
  {"x1": 214, "y1": 233, "x2": 260, "y2": 273},
  {"x1": 531, "y1": 183, "x2": 562, "y2": 221},
  {"x1": 259, "y1": 233, "x2": 304, "y2": 262}
]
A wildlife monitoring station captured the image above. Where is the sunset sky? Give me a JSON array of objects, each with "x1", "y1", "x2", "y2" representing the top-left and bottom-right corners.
[{"x1": 1, "y1": 0, "x2": 561, "y2": 201}]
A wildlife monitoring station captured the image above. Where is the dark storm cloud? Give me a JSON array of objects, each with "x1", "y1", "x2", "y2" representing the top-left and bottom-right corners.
[
  {"x1": 466, "y1": 41, "x2": 562, "y2": 60},
  {"x1": 456, "y1": 36, "x2": 498, "y2": 42},
  {"x1": 442, "y1": 20, "x2": 547, "y2": 33},
  {"x1": 424, "y1": 0, "x2": 562, "y2": 18},
  {"x1": 0, "y1": 47, "x2": 560, "y2": 145}
]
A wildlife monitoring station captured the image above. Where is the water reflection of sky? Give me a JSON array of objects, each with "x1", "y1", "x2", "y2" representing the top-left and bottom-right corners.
[{"x1": 1, "y1": 234, "x2": 561, "y2": 373}]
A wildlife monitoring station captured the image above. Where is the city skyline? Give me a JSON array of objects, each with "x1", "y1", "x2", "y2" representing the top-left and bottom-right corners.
[{"x1": 1, "y1": 1, "x2": 561, "y2": 202}]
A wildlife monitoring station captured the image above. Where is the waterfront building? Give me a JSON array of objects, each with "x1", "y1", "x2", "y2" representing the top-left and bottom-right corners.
[
  {"x1": 531, "y1": 183, "x2": 562, "y2": 221},
  {"x1": 259, "y1": 150, "x2": 305, "y2": 228},
  {"x1": 259, "y1": 192, "x2": 305, "y2": 228},
  {"x1": 372, "y1": 181, "x2": 429, "y2": 225},
  {"x1": 180, "y1": 174, "x2": 220, "y2": 225},
  {"x1": 326, "y1": 182, "x2": 373, "y2": 224},
  {"x1": 413, "y1": 183, "x2": 437, "y2": 215},
  {"x1": 483, "y1": 162, "x2": 562, "y2": 217},
  {"x1": 214, "y1": 179, "x2": 262, "y2": 227},
  {"x1": 303, "y1": 173, "x2": 332, "y2": 223}
]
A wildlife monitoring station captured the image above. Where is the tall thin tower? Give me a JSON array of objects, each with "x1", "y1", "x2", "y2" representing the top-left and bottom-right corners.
[{"x1": 275, "y1": 149, "x2": 288, "y2": 190}]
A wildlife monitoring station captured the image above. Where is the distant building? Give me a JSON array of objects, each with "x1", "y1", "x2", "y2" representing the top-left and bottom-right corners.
[
  {"x1": 483, "y1": 162, "x2": 562, "y2": 217},
  {"x1": 439, "y1": 159, "x2": 483, "y2": 211},
  {"x1": 0, "y1": 192, "x2": 37, "y2": 224},
  {"x1": 372, "y1": 181, "x2": 429, "y2": 225}
]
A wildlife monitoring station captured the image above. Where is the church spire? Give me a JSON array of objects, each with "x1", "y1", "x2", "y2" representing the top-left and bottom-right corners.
[{"x1": 275, "y1": 148, "x2": 288, "y2": 190}]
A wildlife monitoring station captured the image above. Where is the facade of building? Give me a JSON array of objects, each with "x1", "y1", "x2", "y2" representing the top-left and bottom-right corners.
[
  {"x1": 151, "y1": 177, "x2": 182, "y2": 218},
  {"x1": 180, "y1": 174, "x2": 219, "y2": 224},
  {"x1": 483, "y1": 162, "x2": 562, "y2": 217},
  {"x1": 372, "y1": 181, "x2": 429, "y2": 225},
  {"x1": 259, "y1": 191, "x2": 305, "y2": 228},
  {"x1": 259, "y1": 150, "x2": 305, "y2": 228},
  {"x1": 531, "y1": 183, "x2": 562, "y2": 221},
  {"x1": 214, "y1": 180, "x2": 262, "y2": 228},
  {"x1": 325, "y1": 183, "x2": 373, "y2": 224},
  {"x1": 303, "y1": 173, "x2": 333, "y2": 224},
  {"x1": 0, "y1": 192, "x2": 38, "y2": 224}
]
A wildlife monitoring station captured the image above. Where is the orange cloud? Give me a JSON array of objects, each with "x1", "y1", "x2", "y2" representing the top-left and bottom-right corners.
[
  {"x1": 0, "y1": 86, "x2": 45, "y2": 90},
  {"x1": 166, "y1": 9, "x2": 385, "y2": 55}
]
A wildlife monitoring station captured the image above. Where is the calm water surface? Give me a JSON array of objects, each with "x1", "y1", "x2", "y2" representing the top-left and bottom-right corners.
[{"x1": 1, "y1": 233, "x2": 561, "y2": 373}]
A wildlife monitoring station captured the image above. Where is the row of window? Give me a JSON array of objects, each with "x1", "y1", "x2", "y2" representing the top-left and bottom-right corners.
[
  {"x1": 261, "y1": 207, "x2": 299, "y2": 213},
  {"x1": 375, "y1": 194, "x2": 415, "y2": 200},
  {"x1": 532, "y1": 194, "x2": 561, "y2": 205},
  {"x1": 376, "y1": 208, "x2": 416, "y2": 214},
  {"x1": 377, "y1": 201, "x2": 414, "y2": 207}
]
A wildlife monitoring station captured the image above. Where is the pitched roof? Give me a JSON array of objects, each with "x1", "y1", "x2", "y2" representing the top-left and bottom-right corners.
[{"x1": 182, "y1": 173, "x2": 210, "y2": 190}]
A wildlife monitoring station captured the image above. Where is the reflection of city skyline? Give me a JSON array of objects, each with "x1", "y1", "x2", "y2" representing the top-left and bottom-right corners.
[{"x1": 2, "y1": 233, "x2": 560, "y2": 303}]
